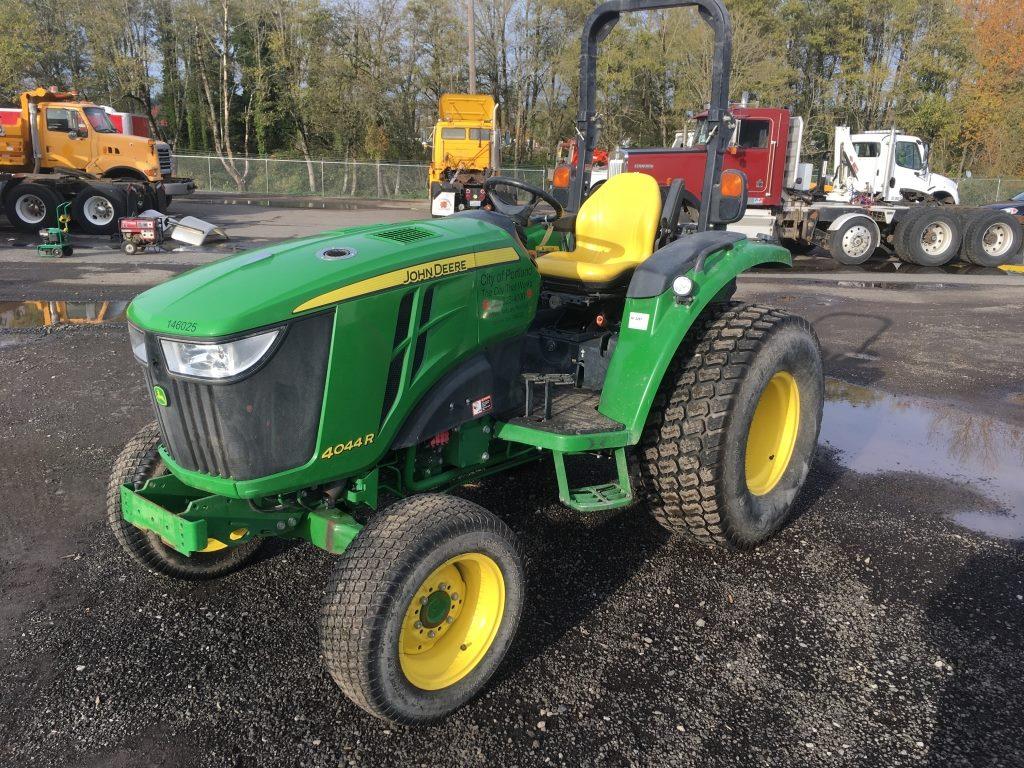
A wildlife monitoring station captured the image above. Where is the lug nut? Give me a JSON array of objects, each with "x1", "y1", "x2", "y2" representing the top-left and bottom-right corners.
[
  {"x1": 446, "y1": 616, "x2": 454, "y2": 624},
  {"x1": 276, "y1": 521, "x2": 286, "y2": 531},
  {"x1": 451, "y1": 593, "x2": 459, "y2": 601},
  {"x1": 420, "y1": 597, "x2": 428, "y2": 605},
  {"x1": 415, "y1": 621, "x2": 423, "y2": 629},
  {"x1": 428, "y1": 630, "x2": 436, "y2": 638}
]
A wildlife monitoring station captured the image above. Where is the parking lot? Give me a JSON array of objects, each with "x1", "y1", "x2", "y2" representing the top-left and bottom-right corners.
[{"x1": 1, "y1": 200, "x2": 1022, "y2": 767}]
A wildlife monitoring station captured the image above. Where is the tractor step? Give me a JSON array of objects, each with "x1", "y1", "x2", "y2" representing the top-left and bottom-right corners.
[
  {"x1": 551, "y1": 447, "x2": 633, "y2": 512},
  {"x1": 510, "y1": 385, "x2": 622, "y2": 435}
]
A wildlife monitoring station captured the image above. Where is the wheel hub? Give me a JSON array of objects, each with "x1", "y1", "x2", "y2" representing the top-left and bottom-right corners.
[
  {"x1": 842, "y1": 225, "x2": 872, "y2": 258},
  {"x1": 983, "y1": 223, "x2": 1012, "y2": 257},
  {"x1": 420, "y1": 588, "x2": 453, "y2": 628},
  {"x1": 398, "y1": 553, "x2": 505, "y2": 691}
]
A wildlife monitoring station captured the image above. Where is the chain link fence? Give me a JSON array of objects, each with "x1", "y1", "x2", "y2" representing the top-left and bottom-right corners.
[
  {"x1": 956, "y1": 178, "x2": 1024, "y2": 206},
  {"x1": 173, "y1": 154, "x2": 548, "y2": 201}
]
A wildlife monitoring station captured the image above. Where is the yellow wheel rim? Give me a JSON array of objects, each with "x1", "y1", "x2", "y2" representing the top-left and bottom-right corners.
[
  {"x1": 745, "y1": 371, "x2": 801, "y2": 496},
  {"x1": 398, "y1": 552, "x2": 505, "y2": 691}
]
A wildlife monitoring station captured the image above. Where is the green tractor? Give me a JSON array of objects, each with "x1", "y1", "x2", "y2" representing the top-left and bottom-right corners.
[{"x1": 109, "y1": 0, "x2": 823, "y2": 724}]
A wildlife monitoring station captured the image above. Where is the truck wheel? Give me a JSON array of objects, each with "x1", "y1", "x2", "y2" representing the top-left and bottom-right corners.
[
  {"x1": 827, "y1": 216, "x2": 879, "y2": 265},
  {"x1": 894, "y1": 208, "x2": 962, "y2": 266},
  {"x1": 636, "y1": 303, "x2": 823, "y2": 549},
  {"x1": 106, "y1": 422, "x2": 263, "y2": 580},
  {"x1": 961, "y1": 209, "x2": 1023, "y2": 267},
  {"x1": 322, "y1": 494, "x2": 525, "y2": 724},
  {"x1": 72, "y1": 190, "x2": 125, "y2": 235},
  {"x1": 4, "y1": 183, "x2": 60, "y2": 232}
]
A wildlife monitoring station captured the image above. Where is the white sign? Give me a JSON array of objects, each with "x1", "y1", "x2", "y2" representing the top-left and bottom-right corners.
[
  {"x1": 628, "y1": 311, "x2": 650, "y2": 331},
  {"x1": 431, "y1": 191, "x2": 456, "y2": 217}
]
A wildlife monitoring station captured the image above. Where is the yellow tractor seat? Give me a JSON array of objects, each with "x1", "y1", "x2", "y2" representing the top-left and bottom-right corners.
[{"x1": 536, "y1": 173, "x2": 662, "y2": 290}]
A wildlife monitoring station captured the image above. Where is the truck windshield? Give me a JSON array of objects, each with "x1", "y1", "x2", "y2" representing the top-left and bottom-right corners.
[
  {"x1": 691, "y1": 118, "x2": 715, "y2": 147},
  {"x1": 468, "y1": 128, "x2": 490, "y2": 141},
  {"x1": 441, "y1": 128, "x2": 466, "y2": 140},
  {"x1": 895, "y1": 141, "x2": 924, "y2": 171},
  {"x1": 853, "y1": 142, "x2": 881, "y2": 158},
  {"x1": 83, "y1": 107, "x2": 117, "y2": 133}
]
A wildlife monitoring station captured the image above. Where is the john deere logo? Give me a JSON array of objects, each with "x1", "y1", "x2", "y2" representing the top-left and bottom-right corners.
[{"x1": 153, "y1": 386, "x2": 168, "y2": 407}]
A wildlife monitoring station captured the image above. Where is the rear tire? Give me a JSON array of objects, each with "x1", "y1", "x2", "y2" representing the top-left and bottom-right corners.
[
  {"x1": 72, "y1": 189, "x2": 126, "y2": 235},
  {"x1": 4, "y1": 183, "x2": 60, "y2": 232},
  {"x1": 636, "y1": 303, "x2": 823, "y2": 549},
  {"x1": 106, "y1": 422, "x2": 262, "y2": 580},
  {"x1": 321, "y1": 494, "x2": 525, "y2": 724},
  {"x1": 894, "y1": 208, "x2": 962, "y2": 266},
  {"x1": 960, "y1": 209, "x2": 1023, "y2": 267}
]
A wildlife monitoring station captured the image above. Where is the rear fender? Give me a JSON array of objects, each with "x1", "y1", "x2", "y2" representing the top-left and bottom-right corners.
[{"x1": 598, "y1": 238, "x2": 791, "y2": 441}]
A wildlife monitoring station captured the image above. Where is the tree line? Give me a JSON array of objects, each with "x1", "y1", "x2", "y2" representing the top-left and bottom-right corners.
[{"x1": 1, "y1": 0, "x2": 1020, "y2": 183}]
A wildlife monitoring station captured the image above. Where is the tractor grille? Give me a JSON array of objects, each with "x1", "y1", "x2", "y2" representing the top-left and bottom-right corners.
[
  {"x1": 142, "y1": 312, "x2": 333, "y2": 481},
  {"x1": 156, "y1": 143, "x2": 173, "y2": 176}
]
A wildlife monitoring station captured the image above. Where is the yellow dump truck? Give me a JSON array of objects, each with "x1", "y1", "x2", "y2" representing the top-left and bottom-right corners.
[
  {"x1": 0, "y1": 88, "x2": 194, "y2": 234},
  {"x1": 427, "y1": 93, "x2": 499, "y2": 216}
]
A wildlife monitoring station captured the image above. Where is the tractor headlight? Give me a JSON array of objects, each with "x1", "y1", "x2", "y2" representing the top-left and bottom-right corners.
[
  {"x1": 128, "y1": 324, "x2": 147, "y2": 363},
  {"x1": 160, "y1": 329, "x2": 280, "y2": 380}
]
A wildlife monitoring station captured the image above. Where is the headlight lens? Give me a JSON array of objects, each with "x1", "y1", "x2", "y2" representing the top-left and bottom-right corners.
[
  {"x1": 128, "y1": 324, "x2": 147, "y2": 362},
  {"x1": 160, "y1": 329, "x2": 280, "y2": 379}
]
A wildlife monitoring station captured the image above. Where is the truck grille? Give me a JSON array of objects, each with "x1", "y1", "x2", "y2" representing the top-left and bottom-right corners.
[
  {"x1": 156, "y1": 143, "x2": 173, "y2": 176},
  {"x1": 142, "y1": 313, "x2": 333, "y2": 481}
]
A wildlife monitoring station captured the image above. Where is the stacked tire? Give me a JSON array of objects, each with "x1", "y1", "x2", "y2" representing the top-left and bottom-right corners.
[{"x1": 894, "y1": 206, "x2": 1022, "y2": 267}]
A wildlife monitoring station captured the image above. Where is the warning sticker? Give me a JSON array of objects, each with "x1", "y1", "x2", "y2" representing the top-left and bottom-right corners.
[
  {"x1": 628, "y1": 311, "x2": 650, "y2": 331},
  {"x1": 471, "y1": 395, "x2": 494, "y2": 417}
]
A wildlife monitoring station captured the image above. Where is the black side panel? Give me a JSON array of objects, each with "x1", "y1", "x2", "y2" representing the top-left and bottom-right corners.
[
  {"x1": 391, "y1": 339, "x2": 525, "y2": 449},
  {"x1": 146, "y1": 312, "x2": 332, "y2": 481},
  {"x1": 627, "y1": 231, "x2": 745, "y2": 298}
]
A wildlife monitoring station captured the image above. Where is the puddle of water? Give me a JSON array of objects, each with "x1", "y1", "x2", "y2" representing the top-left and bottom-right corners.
[
  {"x1": 0, "y1": 300, "x2": 128, "y2": 329},
  {"x1": 823, "y1": 378, "x2": 1024, "y2": 540},
  {"x1": 763, "y1": 255, "x2": 1016, "y2": 277}
]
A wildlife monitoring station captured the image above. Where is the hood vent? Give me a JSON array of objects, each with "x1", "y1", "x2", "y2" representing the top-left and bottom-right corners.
[{"x1": 372, "y1": 226, "x2": 437, "y2": 244}]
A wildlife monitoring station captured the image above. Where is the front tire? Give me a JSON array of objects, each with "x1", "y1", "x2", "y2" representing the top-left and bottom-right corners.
[
  {"x1": 827, "y1": 215, "x2": 880, "y2": 265},
  {"x1": 5, "y1": 183, "x2": 60, "y2": 232},
  {"x1": 106, "y1": 422, "x2": 262, "y2": 579},
  {"x1": 636, "y1": 303, "x2": 824, "y2": 549},
  {"x1": 321, "y1": 494, "x2": 525, "y2": 724}
]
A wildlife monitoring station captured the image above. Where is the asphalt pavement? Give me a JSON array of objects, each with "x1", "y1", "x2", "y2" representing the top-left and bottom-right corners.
[{"x1": 0, "y1": 202, "x2": 1022, "y2": 768}]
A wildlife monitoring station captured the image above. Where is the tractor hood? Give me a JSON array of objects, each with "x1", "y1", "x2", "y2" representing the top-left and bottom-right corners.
[{"x1": 127, "y1": 216, "x2": 516, "y2": 338}]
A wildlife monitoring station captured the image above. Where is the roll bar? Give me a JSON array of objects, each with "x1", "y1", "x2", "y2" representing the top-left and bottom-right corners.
[{"x1": 568, "y1": 0, "x2": 732, "y2": 232}]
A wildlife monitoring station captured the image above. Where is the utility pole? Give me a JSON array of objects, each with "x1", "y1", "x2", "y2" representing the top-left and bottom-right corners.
[{"x1": 467, "y1": 0, "x2": 476, "y2": 94}]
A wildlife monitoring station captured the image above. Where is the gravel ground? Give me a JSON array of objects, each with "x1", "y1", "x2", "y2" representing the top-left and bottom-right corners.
[
  {"x1": 1, "y1": 203, "x2": 1022, "y2": 767},
  {"x1": 0, "y1": 319, "x2": 1022, "y2": 768}
]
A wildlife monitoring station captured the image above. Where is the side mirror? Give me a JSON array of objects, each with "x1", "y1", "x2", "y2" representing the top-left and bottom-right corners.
[{"x1": 708, "y1": 169, "x2": 747, "y2": 226}]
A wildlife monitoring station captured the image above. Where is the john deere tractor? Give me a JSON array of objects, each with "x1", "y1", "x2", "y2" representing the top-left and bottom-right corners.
[{"x1": 109, "y1": 0, "x2": 823, "y2": 725}]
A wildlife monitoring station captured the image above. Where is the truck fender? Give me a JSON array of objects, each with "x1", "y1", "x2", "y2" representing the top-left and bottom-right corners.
[
  {"x1": 827, "y1": 212, "x2": 879, "y2": 233},
  {"x1": 597, "y1": 236, "x2": 792, "y2": 443}
]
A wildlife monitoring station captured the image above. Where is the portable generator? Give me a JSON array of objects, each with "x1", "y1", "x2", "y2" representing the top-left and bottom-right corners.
[{"x1": 119, "y1": 215, "x2": 169, "y2": 255}]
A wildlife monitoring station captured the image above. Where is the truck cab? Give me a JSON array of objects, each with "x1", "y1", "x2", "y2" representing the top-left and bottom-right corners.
[
  {"x1": 624, "y1": 106, "x2": 800, "y2": 208},
  {"x1": 830, "y1": 128, "x2": 958, "y2": 204}
]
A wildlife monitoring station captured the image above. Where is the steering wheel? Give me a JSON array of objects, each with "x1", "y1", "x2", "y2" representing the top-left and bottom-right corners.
[{"x1": 483, "y1": 176, "x2": 564, "y2": 228}]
